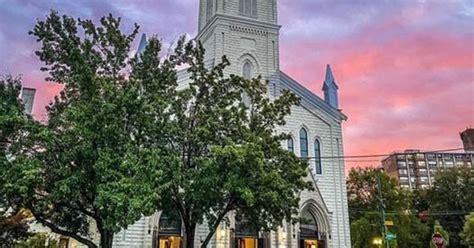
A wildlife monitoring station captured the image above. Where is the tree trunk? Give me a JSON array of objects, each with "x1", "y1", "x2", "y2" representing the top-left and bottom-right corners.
[
  {"x1": 97, "y1": 222, "x2": 114, "y2": 248},
  {"x1": 201, "y1": 208, "x2": 232, "y2": 248},
  {"x1": 99, "y1": 230, "x2": 114, "y2": 248},
  {"x1": 184, "y1": 222, "x2": 197, "y2": 248},
  {"x1": 200, "y1": 220, "x2": 220, "y2": 248}
]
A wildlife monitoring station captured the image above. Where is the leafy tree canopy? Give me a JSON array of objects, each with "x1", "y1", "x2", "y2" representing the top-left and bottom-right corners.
[
  {"x1": 429, "y1": 167, "x2": 474, "y2": 248},
  {"x1": 1, "y1": 11, "x2": 177, "y2": 248},
  {"x1": 347, "y1": 167, "x2": 429, "y2": 248},
  {"x1": 460, "y1": 212, "x2": 474, "y2": 247}
]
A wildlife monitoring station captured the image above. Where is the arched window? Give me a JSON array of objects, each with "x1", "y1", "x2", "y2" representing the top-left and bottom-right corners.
[
  {"x1": 300, "y1": 128, "x2": 308, "y2": 158},
  {"x1": 315, "y1": 140, "x2": 322, "y2": 174},
  {"x1": 287, "y1": 137, "x2": 294, "y2": 153},
  {"x1": 299, "y1": 209, "x2": 323, "y2": 247},
  {"x1": 235, "y1": 215, "x2": 259, "y2": 248},
  {"x1": 239, "y1": 0, "x2": 257, "y2": 17},
  {"x1": 159, "y1": 211, "x2": 181, "y2": 235},
  {"x1": 300, "y1": 210, "x2": 318, "y2": 236},
  {"x1": 242, "y1": 61, "x2": 253, "y2": 80},
  {"x1": 155, "y1": 211, "x2": 183, "y2": 248}
]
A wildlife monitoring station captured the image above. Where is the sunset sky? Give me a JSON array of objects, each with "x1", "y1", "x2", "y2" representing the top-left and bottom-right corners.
[{"x1": 1, "y1": 0, "x2": 473, "y2": 169}]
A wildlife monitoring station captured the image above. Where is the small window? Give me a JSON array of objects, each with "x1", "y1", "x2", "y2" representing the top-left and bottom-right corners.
[
  {"x1": 243, "y1": 61, "x2": 253, "y2": 80},
  {"x1": 242, "y1": 62, "x2": 253, "y2": 107},
  {"x1": 21, "y1": 88, "x2": 36, "y2": 115},
  {"x1": 287, "y1": 138, "x2": 294, "y2": 153},
  {"x1": 300, "y1": 129, "x2": 308, "y2": 158},
  {"x1": 240, "y1": 0, "x2": 257, "y2": 17},
  {"x1": 315, "y1": 140, "x2": 322, "y2": 174}
]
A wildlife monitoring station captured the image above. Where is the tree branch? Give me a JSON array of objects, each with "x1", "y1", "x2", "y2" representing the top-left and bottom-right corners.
[
  {"x1": 33, "y1": 214, "x2": 97, "y2": 248},
  {"x1": 201, "y1": 199, "x2": 235, "y2": 248}
]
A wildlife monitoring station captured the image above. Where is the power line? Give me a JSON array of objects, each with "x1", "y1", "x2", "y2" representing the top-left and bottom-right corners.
[{"x1": 312, "y1": 147, "x2": 470, "y2": 160}]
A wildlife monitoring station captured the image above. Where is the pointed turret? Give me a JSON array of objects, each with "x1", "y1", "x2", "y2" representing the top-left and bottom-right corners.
[
  {"x1": 136, "y1": 33, "x2": 147, "y2": 56},
  {"x1": 322, "y1": 64, "x2": 339, "y2": 109}
]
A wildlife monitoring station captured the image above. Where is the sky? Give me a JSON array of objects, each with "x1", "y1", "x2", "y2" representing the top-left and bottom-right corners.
[{"x1": 1, "y1": 0, "x2": 473, "y2": 169}]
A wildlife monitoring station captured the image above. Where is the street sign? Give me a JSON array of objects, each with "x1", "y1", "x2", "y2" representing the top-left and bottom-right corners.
[
  {"x1": 385, "y1": 233, "x2": 397, "y2": 241},
  {"x1": 384, "y1": 220, "x2": 394, "y2": 226}
]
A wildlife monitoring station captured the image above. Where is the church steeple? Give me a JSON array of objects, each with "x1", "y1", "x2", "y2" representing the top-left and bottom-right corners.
[
  {"x1": 136, "y1": 33, "x2": 147, "y2": 55},
  {"x1": 199, "y1": 0, "x2": 278, "y2": 32},
  {"x1": 196, "y1": 0, "x2": 281, "y2": 83},
  {"x1": 322, "y1": 64, "x2": 339, "y2": 109}
]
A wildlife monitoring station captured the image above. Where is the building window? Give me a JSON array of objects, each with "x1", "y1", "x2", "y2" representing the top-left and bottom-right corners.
[
  {"x1": 206, "y1": 0, "x2": 214, "y2": 21},
  {"x1": 242, "y1": 61, "x2": 254, "y2": 107},
  {"x1": 243, "y1": 61, "x2": 253, "y2": 80},
  {"x1": 21, "y1": 88, "x2": 36, "y2": 115},
  {"x1": 300, "y1": 128, "x2": 308, "y2": 158},
  {"x1": 287, "y1": 137, "x2": 294, "y2": 153},
  {"x1": 314, "y1": 140, "x2": 322, "y2": 174},
  {"x1": 240, "y1": 0, "x2": 257, "y2": 17}
]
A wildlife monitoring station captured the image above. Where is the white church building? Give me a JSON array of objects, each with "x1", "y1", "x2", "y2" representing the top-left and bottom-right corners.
[{"x1": 113, "y1": 0, "x2": 351, "y2": 247}]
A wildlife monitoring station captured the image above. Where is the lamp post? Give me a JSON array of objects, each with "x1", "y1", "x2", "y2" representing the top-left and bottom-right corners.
[
  {"x1": 372, "y1": 236, "x2": 383, "y2": 248},
  {"x1": 376, "y1": 169, "x2": 389, "y2": 248}
]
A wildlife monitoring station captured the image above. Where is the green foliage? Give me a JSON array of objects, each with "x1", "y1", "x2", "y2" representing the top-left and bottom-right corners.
[
  {"x1": 350, "y1": 213, "x2": 382, "y2": 248},
  {"x1": 0, "y1": 76, "x2": 34, "y2": 246},
  {"x1": 16, "y1": 233, "x2": 60, "y2": 248},
  {"x1": 149, "y1": 36, "x2": 311, "y2": 248},
  {"x1": 460, "y1": 213, "x2": 474, "y2": 247},
  {"x1": 0, "y1": 209, "x2": 32, "y2": 247},
  {"x1": 347, "y1": 167, "x2": 406, "y2": 221},
  {"x1": 1, "y1": 11, "x2": 176, "y2": 248},
  {"x1": 429, "y1": 167, "x2": 474, "y2": 247},
  {"x1": 347, "y1": 167, "x2": 429, "y2": 248}
]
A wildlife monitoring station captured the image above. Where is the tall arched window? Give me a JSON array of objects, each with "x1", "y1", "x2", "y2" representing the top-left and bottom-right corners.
[
  {"x1": 242, "y1": 61, "x2": 253, "y2": 80},
  {"x1": 315, "y1": 140, "x2": 322, "y2": 174},
  {"x1": 300, "y1": 128, "x2": 308, "y2": 158},
  {"x1": 287, "y1": 137, "x2": 294, "y2": 153},
  {"x1": 239, "y1": 0, "x2": 257, "y2": 17},
  {"x1": 300, "y1": 209, "x2": 324, "y2": 247}
]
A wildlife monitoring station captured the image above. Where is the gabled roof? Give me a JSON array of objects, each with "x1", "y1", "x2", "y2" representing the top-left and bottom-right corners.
[{"x1": 279, "y1": 70, "x2": 347, "y2": 122}]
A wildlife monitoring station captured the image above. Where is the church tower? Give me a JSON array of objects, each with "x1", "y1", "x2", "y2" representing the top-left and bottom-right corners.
[{"x1": 197, "y1": 0, "x2": 280, "y2": 82}]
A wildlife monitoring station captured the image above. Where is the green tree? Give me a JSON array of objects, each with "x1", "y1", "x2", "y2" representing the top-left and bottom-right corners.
[
  {"x1": 1, "y1": 12, "x2": 175, "y2": 248},
  {"x1": 460, "y1": 213, "x2": 474, "y2": 247},
  {"x1": 347, "y1": 167, "x2": 429, "y2": 248},
  {"x1": 0, "y1": 76, "x2": 33, "y2": 246},
  {"x1": 16, "y1": 233, "x2": 61, "y2": 248},
  {"x1": 0, "y1": 209, "x2": 32, "y2": 247},
  {"x1": 154, "y1": 36, "x2": 311, "y2": 247},
  {"x1": 429, "y1": 167, "x2": 474, "y2": 248}
]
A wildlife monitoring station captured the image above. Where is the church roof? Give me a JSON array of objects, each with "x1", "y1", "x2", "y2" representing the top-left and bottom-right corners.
[{"x1": 279, "y1": 71, "x2": 347, "y2": 122}]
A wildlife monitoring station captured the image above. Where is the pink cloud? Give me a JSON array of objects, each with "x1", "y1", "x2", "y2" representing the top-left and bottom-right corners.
[{"x1": 2, "y1": 1, "x2": 473, "y2": 172}]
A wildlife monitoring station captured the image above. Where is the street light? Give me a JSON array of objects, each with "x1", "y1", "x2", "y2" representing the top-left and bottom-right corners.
[{"x1": 372, "y1": 236, "x2": 383, "y2": 248}]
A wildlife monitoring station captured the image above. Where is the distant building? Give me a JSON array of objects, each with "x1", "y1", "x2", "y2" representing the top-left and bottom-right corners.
[
  {"x1": 460, "y1": 128, "x2": 474, "y2": 152},
  {"x1": 20, "y1": 87, "x2": 36, "y2": 115},
  {"x1": 382, "y1": 149, "x2": 474, "y2": 190}
]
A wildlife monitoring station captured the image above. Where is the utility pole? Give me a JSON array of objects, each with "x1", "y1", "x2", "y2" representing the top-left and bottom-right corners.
[{"x1": 376, "y1": 170, "x2": 389, "y2": 248}]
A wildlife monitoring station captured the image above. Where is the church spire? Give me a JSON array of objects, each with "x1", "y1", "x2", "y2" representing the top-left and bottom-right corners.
[
  {"x1": 322, "y1": 64, "x2": 339, "y2": 109},
  {"x1": 136, "y1": 33, "x2": 147, "y2": 55}
]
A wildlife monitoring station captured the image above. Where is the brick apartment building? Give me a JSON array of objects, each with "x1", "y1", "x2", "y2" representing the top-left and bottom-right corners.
[{"x1": 382, "y1": 129, "x2": 474, "y2": 190}]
